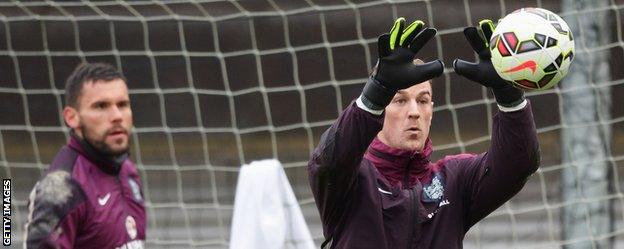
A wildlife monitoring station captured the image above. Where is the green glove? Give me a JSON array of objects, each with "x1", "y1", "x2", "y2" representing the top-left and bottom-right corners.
[
  {"x1": 453, "y1": 19, "x2": 524, "y2": 107},
  {"x1": 360, "y1": 18, "x2": 444, "y2": 111}
]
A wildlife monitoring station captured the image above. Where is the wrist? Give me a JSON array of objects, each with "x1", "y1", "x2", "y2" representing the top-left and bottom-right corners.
[
  {"x1": 497, "y1": 99, "x2": 527, "y2": 112},
  {"x1": 491, "y1": 85, "x2": 524, "y2": 108},
  {"x1": 361, "y1": 76, "x2": 395, "y2": 111},
  {"x1": 356, "y1": 95, "x2": 385, "y2": 115}
]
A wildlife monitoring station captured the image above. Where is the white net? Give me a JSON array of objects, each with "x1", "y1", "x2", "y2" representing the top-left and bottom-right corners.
[{"x1": 0, "y1": 0, "x2": 623, "y2": 248}]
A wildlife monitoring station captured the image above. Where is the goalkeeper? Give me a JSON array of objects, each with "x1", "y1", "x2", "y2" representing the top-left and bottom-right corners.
[
  {"x1": 308, "y1": 18, "x2": 539, "y2": 248},
  {"x1": 24, "y1": 63, "x2": 145, "y2": 248}
]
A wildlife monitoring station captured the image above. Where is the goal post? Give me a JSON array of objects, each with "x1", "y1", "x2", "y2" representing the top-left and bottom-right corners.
[
  {"x1": 561, "y1": 0, "x2": 615, "y2": 248},
  {"x1": 0, "y1": 1, "x2": 622, "y2": 248}
]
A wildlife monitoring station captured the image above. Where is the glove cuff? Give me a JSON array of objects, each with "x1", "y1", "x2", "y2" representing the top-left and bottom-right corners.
[
  {"x1": 491, "y1": 85, "x2": 525, "y2": 108},
  {"x1": 361, "y1": 76, "x2": 396, "y2": 111}
]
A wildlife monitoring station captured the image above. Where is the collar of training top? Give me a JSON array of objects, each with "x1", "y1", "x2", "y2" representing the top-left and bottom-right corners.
[
  {"x1": 67, "y1": 131, "x2": 128, "y2": 175},
  {"x1": 364, "y1": 137, "x2": 433, "y2": 188}
]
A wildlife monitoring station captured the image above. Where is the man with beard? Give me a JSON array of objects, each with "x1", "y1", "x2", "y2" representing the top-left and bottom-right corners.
[{"x1": 24, "y1": 63, "x2": 145, "y2": 248}]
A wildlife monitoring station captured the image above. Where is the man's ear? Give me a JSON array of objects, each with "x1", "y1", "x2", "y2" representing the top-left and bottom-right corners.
[
  {"x1": 63, "y1": 106, "x2": 79, "y2": 129},
  {"x1": 430, "y1": 101, "x2": 434, "y2": 121}
]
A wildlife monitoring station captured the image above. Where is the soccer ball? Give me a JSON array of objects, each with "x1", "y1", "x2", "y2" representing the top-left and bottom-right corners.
[{"x1": 490, "y1": 8, "x2": 575, "y2": 90}]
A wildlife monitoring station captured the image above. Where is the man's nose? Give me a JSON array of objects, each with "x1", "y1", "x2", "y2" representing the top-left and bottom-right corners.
[
  {"x1": 407, "y1": 100, "x2": 420, "y2": 119},
  {"x1": 110, "y1": 105, "x2": 123, "y2": 122}
]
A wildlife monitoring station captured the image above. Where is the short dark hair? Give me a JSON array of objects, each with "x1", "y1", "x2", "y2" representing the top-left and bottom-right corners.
[{"x1": 64, "y1": 62, "x2": 127, "y2": 108}]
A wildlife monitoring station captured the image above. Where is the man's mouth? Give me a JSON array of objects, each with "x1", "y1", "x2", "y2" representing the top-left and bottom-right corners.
[
  {"x1": 406, "y1": 127, "x2": 420, "y2": 132},
  {"x1": 405, "y1": 127, "x2": 421, "y2": 136},
  {"x1": 108, "y1": 128, "x2": 128, "y2": 138}
]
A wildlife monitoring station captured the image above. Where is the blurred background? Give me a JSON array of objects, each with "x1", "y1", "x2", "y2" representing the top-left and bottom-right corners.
[{"x1": 0, "y1": 0, "x2": 623, "y2": 248}]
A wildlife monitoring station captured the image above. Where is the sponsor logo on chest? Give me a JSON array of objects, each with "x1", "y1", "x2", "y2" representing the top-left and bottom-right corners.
[{"x1": 98, "y1": 193, "x2": 111, "y2": 206}]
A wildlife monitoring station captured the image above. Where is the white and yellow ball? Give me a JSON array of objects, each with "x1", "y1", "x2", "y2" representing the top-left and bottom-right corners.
[{"x1": 490, "y1": 8, "x2": 575, "y2": 90}]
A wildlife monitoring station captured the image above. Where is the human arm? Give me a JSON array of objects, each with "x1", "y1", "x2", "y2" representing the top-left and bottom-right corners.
[
  {"x1": 452, "y1": 20, "x2": 540, "y2": 228},
  {"x1": 24, "y1": 171, "x2": 86, "y2": 249},
  {"x1": 453, "y1": 103, "x2": 539, "y2": 229}
]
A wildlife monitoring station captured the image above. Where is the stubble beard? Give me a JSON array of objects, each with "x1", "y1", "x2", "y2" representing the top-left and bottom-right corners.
[{"x1": 80, "y1": 123, "x2": 130, "y2": 157}]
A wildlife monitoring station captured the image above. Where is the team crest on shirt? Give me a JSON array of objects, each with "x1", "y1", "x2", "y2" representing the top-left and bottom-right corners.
[
  {"x1": 422, "y1": 173, "x2": 445, "y2": 202},
  {"x1": 128, "y1": 179, "x2": 142, "y2": 202},
  {"x1": 125, "y1": 215, "x2": 137, "y2": 239}
]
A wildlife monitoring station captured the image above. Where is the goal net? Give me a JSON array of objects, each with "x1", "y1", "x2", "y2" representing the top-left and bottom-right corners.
[{"x1": 0, "y1": 0, "x2": 622, "y2": 248}]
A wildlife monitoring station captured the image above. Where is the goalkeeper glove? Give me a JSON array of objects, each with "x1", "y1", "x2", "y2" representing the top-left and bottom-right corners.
[
  {"x1": 453, "y1": 19, "x2": 525, "y2": 108},
  {"x1": 360, "y1": 18, "x2": 444, "y2": 111}
]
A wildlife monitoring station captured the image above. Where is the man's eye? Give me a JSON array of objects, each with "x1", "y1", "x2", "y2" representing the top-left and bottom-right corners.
[
  {"x1": 118, "y1": 101, "x2": 130, "y2": 108},
  {"x1": 94, "y1": 103, "x2": 107, "y2": 109},
  {"x1": 395, "y1": 99, "x2": 406, "y2": 104}
]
